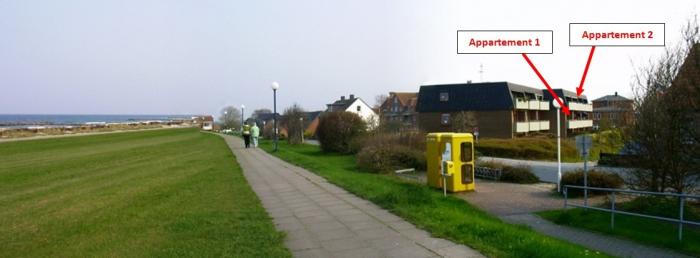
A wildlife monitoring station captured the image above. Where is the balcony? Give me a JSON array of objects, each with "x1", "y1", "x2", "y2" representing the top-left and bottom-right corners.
[
  {"x1": 515, "y1": 121, "x2": 550, "y2": 133},
  {"x1": 568, "y1": 119, "x2": 593, "y2": 129},
  {"x1": 569, "y1": 102, "x2": 593, "y2": 112},
  {"x1": 516, "y1": 99, "x2": 550, "y2": 111},
  {"x1": 515, "y1": 122, "x2": 529, "y2": 133},
  {"x1": 515, "y1": 99, "x2": 529, "y2": 109}
]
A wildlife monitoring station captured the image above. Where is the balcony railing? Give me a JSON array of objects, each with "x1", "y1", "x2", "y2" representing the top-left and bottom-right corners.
[
  {"x1": 515, "y1": 99, "x2": 551, "y2": 111},
  {"x1": 569, "y1": 102, "x2": 593, "y2": 112},
  {"x1": 515, "y1": 121, "x2": 550, "y2": 133},
  {"x1": 568, "y1": 119, "x2": 593, "y2": 129}
]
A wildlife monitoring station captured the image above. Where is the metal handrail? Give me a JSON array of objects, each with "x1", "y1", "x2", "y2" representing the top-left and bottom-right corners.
[{"x1": 563, "y1": 185, "x2": 700, "y2": 241}]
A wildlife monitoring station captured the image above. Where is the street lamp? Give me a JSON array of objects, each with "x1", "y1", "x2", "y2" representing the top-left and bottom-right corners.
[
  {"x1": 552, "y1": 99, "x2": 562, "y2": 192},
  {"x1": 241, "y1": 104, "x2": 245, "y2": 131},
  {"x1": 271, "y1": 82, "x2": 279, "y2": 151},
  {"x1": 299, "y1": 117, "x2": 304, "y2": 143}
]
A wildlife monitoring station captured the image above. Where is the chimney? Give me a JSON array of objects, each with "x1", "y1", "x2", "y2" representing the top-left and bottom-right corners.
[
  {"x1": 350, "y1": 94, "x2": 355, "y2": 99},
  {"x1": 614, "y1": 91, "x2": 618, "y2": 96},
  {"x1": 341, "y1": 96, "x2": 345, "y2": 101}
]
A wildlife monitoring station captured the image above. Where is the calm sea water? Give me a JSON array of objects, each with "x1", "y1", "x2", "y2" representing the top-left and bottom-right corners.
[{"x1": 0, "y1": 114, "x2": 193, "y2": 127}]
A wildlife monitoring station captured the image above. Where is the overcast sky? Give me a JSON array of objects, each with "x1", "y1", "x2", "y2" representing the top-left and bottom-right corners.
[{"x1": 1, "y1": 0, "x2": 698, "y2": 116}]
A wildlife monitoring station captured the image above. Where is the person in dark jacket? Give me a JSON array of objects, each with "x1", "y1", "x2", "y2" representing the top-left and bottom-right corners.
[{"x1": 242, "y1": 123, "x2": 251, "y2": 148}]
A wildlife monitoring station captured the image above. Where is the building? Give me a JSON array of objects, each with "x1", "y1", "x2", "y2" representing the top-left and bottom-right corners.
[
  {"x1": 416, "y1": 82, "x2": 551, "y2": 138},
  {"x1": 591, "y1": 92, "x2": 634, "y2": 129},
  {"x1": 326, "y1": 94, "x2": 378, "y2": 127},
  {"x1": 303, "y1": 111, "x2": 323, "y2": 136},
  {"x1": 379, "y1": 92, "x2": 419, "y2": 131},
  {"x1": 542, "y1": 89, "x2": 593, "y2": 137},
  {"x1": 192, "y1": 115, "x2": 214, "y2": 131}
]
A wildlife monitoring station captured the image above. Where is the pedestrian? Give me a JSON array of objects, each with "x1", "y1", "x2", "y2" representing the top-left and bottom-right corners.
[
  {"x1": 242, "y1": 122, "x2": 251, "y2": 148},
  {"x1": 251, "y1": 122, "x2": 260, "y2": 148}
]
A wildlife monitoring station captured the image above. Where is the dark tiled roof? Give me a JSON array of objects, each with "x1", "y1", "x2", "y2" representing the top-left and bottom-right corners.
[
  {"x1": 593, "y1": 94, "x2": 631, "y2": 102},
  {"x1": 416, "y1": 81, "x2": 542, "y2": 112}
]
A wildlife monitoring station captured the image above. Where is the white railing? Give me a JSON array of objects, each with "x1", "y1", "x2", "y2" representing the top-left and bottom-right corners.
[
  {"x1": 568, "y1": 120, "x2": 593, "y2": 129},
  {"x1": 528, "y1": 121, "x2": 540, "y2": 131},
  {"x1": 515, "y1": 99, "x2": 529, "y2": 109},
  {"x1": 569, "y1": 102, "x2": 593, "y2": 112},
  {"x1": 540, "y1": 121, "x2": 550, "y2": 130},
  {"x1": 528, "y1": 101, "x2": 539, "y2": 110},
  {"x1": 515, "y1": 122, "x2": 529, "y2": 133},
  {"x1": 539, "y1": 101, "x2": 550, "y2": 110}
]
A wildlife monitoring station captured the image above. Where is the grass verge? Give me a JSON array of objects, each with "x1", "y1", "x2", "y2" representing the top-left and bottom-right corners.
[
  {"x1": 259, "y1": 140, "x2": 609, "y2": 258},
  {"x1": 0, "y1": 128, "x2": 290, "y2": 257},
  {"x1": 539, "y1": 207, "x2": 700, "y2": 256}
]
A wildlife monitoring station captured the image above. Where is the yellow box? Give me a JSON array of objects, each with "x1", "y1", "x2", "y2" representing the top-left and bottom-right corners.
[{"x1": 426, "y1": 133, "x2": 475, "y2": 192}]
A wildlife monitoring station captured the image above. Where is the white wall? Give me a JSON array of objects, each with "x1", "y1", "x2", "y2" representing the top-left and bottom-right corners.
[{"x1": 344, "y1": 99, "x2": 378, "y2": 128}]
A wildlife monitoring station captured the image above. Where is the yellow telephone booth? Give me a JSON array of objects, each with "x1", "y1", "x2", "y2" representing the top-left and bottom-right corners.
[{"x1": 426, "y1": 133, "x2": 475, "y2": 192}]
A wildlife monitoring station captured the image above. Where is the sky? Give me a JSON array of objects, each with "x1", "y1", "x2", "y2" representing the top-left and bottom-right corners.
[{"x1": 1, "y1": 0, "x2": 699, "y2": 117}]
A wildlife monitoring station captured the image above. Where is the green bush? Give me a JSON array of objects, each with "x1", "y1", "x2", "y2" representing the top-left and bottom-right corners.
[
  {"x1": 356, "y1": 144, "x2": 426, "y2": 173},
  {"x1": 561, "y1": 169, "x2": 624, "y2": 196},
  {"x1": 500, "y1": 165, "x2": 539, "y2": 184},
  {"x1": 316, "y1": 112, "x2": 367, "y2": 153}
]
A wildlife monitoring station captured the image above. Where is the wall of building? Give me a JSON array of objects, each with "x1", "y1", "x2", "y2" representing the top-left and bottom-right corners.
[
  {"x1": 345, "y1": 99, "x2": 378, "y2": 127},
  {"x1": 418, "y1": 110, "x2": 514, "y2": 138}
]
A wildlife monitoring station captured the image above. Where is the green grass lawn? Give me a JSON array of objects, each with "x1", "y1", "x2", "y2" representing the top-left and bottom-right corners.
[
  {"x1": 539, "y1": 207, "x2": 700, "y2": 256},
  {"x1": 259, "y1": 140, "x2": 609, "y2": 258},
  {"x1": 477, "y1": 129, "x2": 625, "y2": 162},
  {"x1": 0, "y1": 128, "x2": 290, "y2": 257}
]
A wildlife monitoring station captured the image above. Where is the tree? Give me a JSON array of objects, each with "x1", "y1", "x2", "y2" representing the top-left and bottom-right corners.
[
  {"x1": 282, "y1": 104, "x2": 305, "y2": 145},
  {"x1": 219, "y1": 106, "x2": 241, "y2": 130},
  {"x1": 451, "y1": 111, "x2": 478, "y2": 133},
  {"x1": 374, "y1": 94, "x2": 388, "y2": 109},
  {"x1": 251, "y1": 108, "x2": 272, "y2": 119},
  {"x1": 317, "y1": 112, "x2": 367, "y2": 153},
  {"x1": 628, "y1": 16, "x2": 700, "y2": 193}
]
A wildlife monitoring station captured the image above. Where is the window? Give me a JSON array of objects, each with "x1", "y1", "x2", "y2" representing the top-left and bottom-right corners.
[
  {"x1": 439, "y1": 92, "x2": 449, "y2": 102},
  {"x1": 441, "y1": 113, "x2": 450, "y2": 125},
  {"x1": 461, "y1": 164, "x2": 473, "y2": 184},
  {"x1": 461, "y1": 142, "x2": 473, "y2": 162},
  {"x1": 357, "y1": 105, "x2": 361, "y2": 112}
]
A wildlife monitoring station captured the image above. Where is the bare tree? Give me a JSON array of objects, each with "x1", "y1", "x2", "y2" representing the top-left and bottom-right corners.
[
  {"x1": 282, "y1": 104, "x2": 306, "y2": 145},
  {"x1": 219, "y1": 106, "x2": 241, "y2": 130},
  {"x1": 628, "y1": 16, "x2": 700, "y2": 193},
  {"x1": 451, "y1": 111, "x2": 478, "y2": 133},
  {"x1": 374, "y1": 94, "x2": 388, "y2": 109},
  {"x1": 251, "y1": 108, "x2": 272, "y2": 119}
]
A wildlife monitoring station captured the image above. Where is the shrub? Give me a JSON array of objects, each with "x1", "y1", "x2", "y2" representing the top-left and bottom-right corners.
[
  {"x1": 500, "y1": 165, "x2": 539, "y2": 184},
  {"x1": 356, "y1": 144, "x2": 426, "y2": 173},
  {"x1": 316, "y1": 112, "x2": 366, "y2": 153},
  {"x1": 561, "y1": 169, "x2": 624, "y2": 196}
]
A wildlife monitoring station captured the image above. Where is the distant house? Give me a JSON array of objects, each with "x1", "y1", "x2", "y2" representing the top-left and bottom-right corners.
[
  {"x1": 326, "y1": 94, "x2": 378, "y2": 127},
  {"x1": 379, "y1": 92, "x2": 418, "y2": 131},
  {"x1": 591, "y1": 92, "x2": 634, "y2": 129},
  {"x1": 542, "y1": 89, "x2": 593, "y2": 137},
  {"x1": 192, "y1": 115, "x2": 214, "y2": 131},
  {"x1": 303, "y1": 111, "x2": 323, "y2": 136}
]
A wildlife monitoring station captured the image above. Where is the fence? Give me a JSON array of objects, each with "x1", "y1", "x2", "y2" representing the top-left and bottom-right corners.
[
  {"x1": 475, "y1": 167, "x2": 502, "y2": 180},
  {"x1": 563, "y1": 185, "x2": 700, "y2": 241}
]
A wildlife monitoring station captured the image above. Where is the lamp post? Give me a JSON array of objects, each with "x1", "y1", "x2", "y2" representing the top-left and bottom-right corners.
[
  {"x1": 271, "y1": 82, "x2": 279, "y2": 151},
  {"x1": 241, "y1": 104, "x2": 245, "y2": 131},
  {"x1": 299, "y1": 117, "x2": 304, "y2": 143},
  {"x1": 553, "y1": 99, "x2": 562, "y2": 192}
]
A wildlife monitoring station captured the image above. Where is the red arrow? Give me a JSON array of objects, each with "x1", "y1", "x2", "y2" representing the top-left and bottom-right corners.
[
  {"x1": 521, "y1": 53, "x2": 571, "y2": 116},
  {"x1": 576, "y1": 46, "x2": 596, "y2": 96}
]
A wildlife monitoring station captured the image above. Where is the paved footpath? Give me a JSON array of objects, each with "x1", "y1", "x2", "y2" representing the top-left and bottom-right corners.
[{"x1": 222, "y1": 135, "x2": 484, "y2": 258}]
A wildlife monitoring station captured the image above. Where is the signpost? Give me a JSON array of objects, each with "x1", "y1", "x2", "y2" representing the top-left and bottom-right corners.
[
  {"x1": 441, "y1": 143, "x2": 452, "y2": 197},
  {"x1": 473, "y1": 127, "x2": 479, "y2": 144},
  {"x1": 575, "y1": 134, "x2": 593, "y2": 208}
]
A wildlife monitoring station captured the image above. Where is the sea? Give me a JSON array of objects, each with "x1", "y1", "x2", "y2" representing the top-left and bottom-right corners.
[{"x1": 0, "y1": 114, "x2": 193, "y2": 128}]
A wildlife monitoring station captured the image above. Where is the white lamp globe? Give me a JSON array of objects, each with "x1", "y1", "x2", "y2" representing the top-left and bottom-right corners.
[
  {"x1": 271, "y1": 81, "x2": 280, "y2": 90},
  {"x1": 552, "y1": 99, "x2": 561, "y2": 109}
]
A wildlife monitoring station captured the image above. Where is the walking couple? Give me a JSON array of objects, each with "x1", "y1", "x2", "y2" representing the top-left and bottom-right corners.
[{"x1": 242, "y1": 122, "x2": 259, "y2": 148}]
